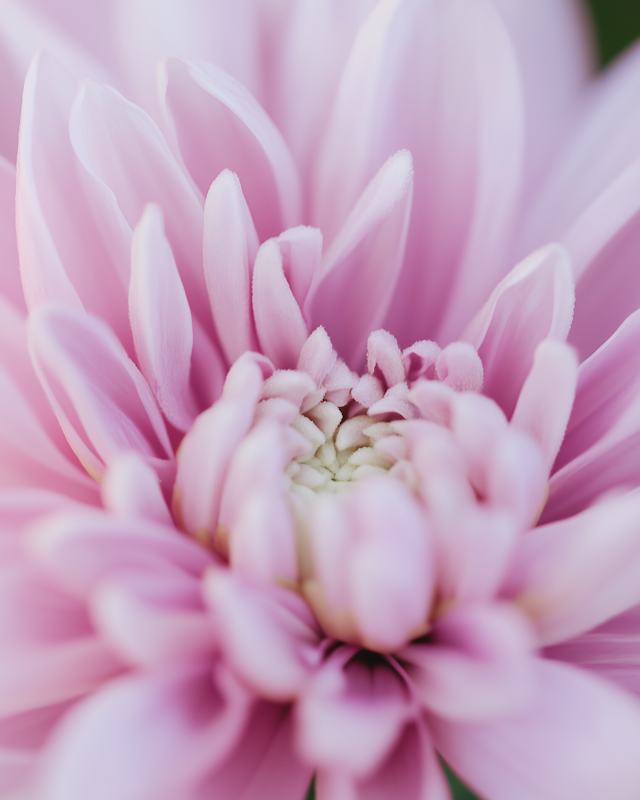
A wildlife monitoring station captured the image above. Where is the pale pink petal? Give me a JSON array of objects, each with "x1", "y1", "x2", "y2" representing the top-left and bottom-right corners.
[
  {"x1": 310, "y1": 150, "x2": 413, "y2": 369},
  {"x1": 435, "y1": 343, "x2": 484, "y2": 393},
  {"x1": 296, "y1": 646, "x2": 414, "y2": 778},
  {"x1": 91, "y1": 582, "x2": 215, "y2": 668},
  {"x1": 101, "y1": 451, "x2": 172, "y2": 526},
  {"x1": 130, "y1": 203, "x2": 198, "y2": 431},
  {"x1": 366, "y1": 329, "x2": 405, "y2": 388},
  {"x1": 253, "y1": 227, "x2": 322, "y2": 369},
  {"x1": 401, "y1": 603, "x2": 535, "y2": 721},
  {"x1": 492, "y1": 0, "x2": 592, "y2": 192},
  {"x1": 545, "y1": 604, "x2": 640, "y2": 698},
  {"x1": 16, "y1": 53, "x2": 132, "y2": 349},
  {"x1": 220, "y1": 422, "x2": 297, "y2": 584},
  {"x1": 28, "y1": 305, "x2": 173, "y2": 482},
  {"x1": 0, "y1": 299, "x2": 97, "y2": 501},
  {"x1": 203, "y1": 170, "x2": 259, "y2": 364},
  {"x1": 174, "y1": 354, "x2": 266, "y2": 539},
  {"x1": 506, "y1": 492, "x2": 640, "y2": 646},
  {"x1": 160, "y1": 57, "x2": 302, "y2": 240},
  {"x1": 29, "y1": 509, "x2": 212, "y2": 599},
  {"x1": 569, "y1": 181, "x2": 640, "y2": 360},
  {"x1": 430, "y1": 659, "x2": 640, "y2": 800},
  {"x1": 204, "y1": 569, "x2": 321, "y2": 701},
  {"x1": 297, "y1": 327, "x2": 338, "y2": 388},
  {"x1": 518, "y1": 41, "x2": 640, "y2": 263},
  {"x1": 0, "y1": 0, "x2": 111, "y2": 162},
  {"x1": 511, "y1": 339, "x2": 578, "y2": 471},
  {"x1": 462, "y1": 244, "x2": 575, "y2": 417},
  {"x1": 0, "y1": 157, "x2": 25, "y2": 313},
  {"x1": 348, "y1": 479, "x2": 434, "y2": 652},
  {"x1": 68, "y1": 78, "x2": 213, "y2": 334},
  {"x1": 37, "y1": 660, "x2": 252, "y2": 800},
  {"x1": 114, "y1": 0, "x2": 262, "y2": 122},
  {"x1": 193, "y1": 701, "x2": 312, "y2": 800}
]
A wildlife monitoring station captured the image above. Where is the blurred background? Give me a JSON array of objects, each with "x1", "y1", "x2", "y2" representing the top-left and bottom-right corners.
[{"x1": 586, "y1": 0, "x2": 640, "y2": 66}]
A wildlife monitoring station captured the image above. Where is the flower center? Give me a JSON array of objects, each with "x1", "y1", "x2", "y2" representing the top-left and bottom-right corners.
[{"x1": 286, "y1": 403, "x2": 395, "y2": 496}]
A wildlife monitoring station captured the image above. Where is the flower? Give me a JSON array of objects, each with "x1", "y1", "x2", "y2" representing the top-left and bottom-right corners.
[{"x1": 4, "y1": 2, "x2": 640, "y2": 800}]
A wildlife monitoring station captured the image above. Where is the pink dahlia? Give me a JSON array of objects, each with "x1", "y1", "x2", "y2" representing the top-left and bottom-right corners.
[{"x1": 3, "y1": 2, "x2": 640, "y2": 799}]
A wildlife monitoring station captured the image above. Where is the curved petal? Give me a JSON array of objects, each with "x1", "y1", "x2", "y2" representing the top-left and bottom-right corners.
[
  {"x1": 506, "y1": 492, "x2": 640, "y2": 646},
  {"x1": 431, "y1": 658, "x2": 640, "y2": 800},
  {"x1": 203, "y1": 170, "x2": 259, "y2": 364},
  {"x1": 401, "y1": 603, "x2": 535, "y2": 721},
  {"x1": 16, "y1": 53, "x2": 132, "y2": 349},
  {"x1": 68, "y1": 78, "x2": 212, "y2": 333},
  {"x1": 160, "y1": 57, "x2": 302, "y2": 240},
  {"x1": 130, "y1": 204, "x2": 198, "y2": 432},
  {"x1": 101, "y1": 451, "x2": 172, "y2": 526},
  {"x1": 0, "y1": 157, "x2": 25, "y2": 313},
  {"x1": 36, "y1": 660, "x2": 252, "y2": 800},
  {"x1": 310, "y1": 150, "x2": 413, "y2": 370},
  {"x1": 204, "y1": 569, "x2": 321, "y2": 702},
  {"x1": 28, "y1": 305, "x2": 174, "y2": 482},
  {"x1": 462, "y1": 245, "x2": 574, "y2": 418}
]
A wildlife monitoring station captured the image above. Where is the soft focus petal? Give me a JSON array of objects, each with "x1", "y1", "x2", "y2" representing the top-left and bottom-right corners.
[
  {"x1": 101, "y1": 451, "x2": 172, "y2": 526},
  {"x1": 0, "y1": 157, "x2": 25, "y2": 312},
  {"x1": 506, "y1": 492, "x2": 640, "y2": 646},
  {"x1": 431, "y1": 659, "x2": 640, "y2": 800}
]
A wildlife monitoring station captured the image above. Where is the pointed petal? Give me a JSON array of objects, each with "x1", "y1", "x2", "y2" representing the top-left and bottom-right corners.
[
  {"x1": 507, "y1": 492, "x2": 640, "y2": 646},
  {"x1": 203, "y1": 170, "x2": 259, "y2": 364},
  {"x1": 431, "y1": 659, "x2": 640, "y2": 800},
  {"x1": 130, "y1": 204, "x2": 198, "y2": 431},
  {"x1": 69, "y1": 79, "x2": 212, "y2": 332},
  {"x1": 511, "y1": 340, "x2": 578, "y2": 472},
  {"x1": 28, "y1": 305, "x2": 173, "y2": 482},
  {"x1": 310, "y1": 150, "x2": 413, "y2": 370},
  {"x1": 160, "y1": 57, "x2": 302, "y2": 240},
  {"x1": 462, "y1": 245, "x2": 575, "y2": 417}
]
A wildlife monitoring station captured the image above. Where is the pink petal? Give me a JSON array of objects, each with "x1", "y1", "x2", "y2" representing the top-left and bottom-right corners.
[
  {"x1": 0, "y1": 157, "x2": 26, "y2": 313},
  {"x1": 194, "y1": 700, "x2": 312, "y2": 800},
  {"x1": 253, "y1": 227, "x2": 322, "y2": 369},
  {"x1": 16, "y1": 53, "x2": 132, "y2": 349},
  {"x1": 160, "y1": 57, "x2": 302, "y2": 240},
  {"x1": 203, "y1": 170, "x2": 259, "y2": 364},
  {"x1": 69, "y1": 78, "x2": 212, "y2": 334},
  {"x1": 435, "y1": 342, "x2": 484, "y2": 393},
  {"x1": 204, "y1": 569, "x2": 321, "y2": 702},
  {"x1": 546, "y1": 310, "x2": 640, "y2": 520},
  {"x1": 462, "y1": 244, "x2": 575, "y2": 417},
  {"x1": 37, "y1": 660, "x2": 252, "y2": 800},
  {"x1": 506, "y1": 492, "x2": 640, "y2": 646},
  {"x1": 492, "y1": 0, "x2": 591, "y2": 192},
  {"x1": 130, "y1": 203, "x2": 198, "y2": 431},
  {"x1": 101, "y1": 451, "x2": 172, "y2": 526},
  {"x1": 174, "y1": 354, "x2": 265, "y2": 539},
  {"x1": 296, "y1": 646, "x2": 414, "y2": 778},
  {"x1": 511, "y1": 339, "x2": 578, "y2": 472},
  {"x1": 431, "y1": 659, "x2": 640, "y2": 800},
  {"x1": 366, "y1": 329, "x2": 405, "y2": 388},
  {"x1": 0, "y1": 300, "x2": 97, "y2": 501},
  {"x1": 310, "y1": 150, "x2": 413, "y2": 370},
  {"x1": 220, "y1": 422, "x2": 298, "y2": 584},
  {"x1": 401, "y1": 603, "x2": 535, "y2": 721},
  {"x1": 91, "y1": 582, "x2": 215, "y2": 668},
  {"x1": 29, "y1": 508, "x2": 212, "y2": 598},
  {"x1": 28, "y1": 305, "x2": 173, "y2": 482}
]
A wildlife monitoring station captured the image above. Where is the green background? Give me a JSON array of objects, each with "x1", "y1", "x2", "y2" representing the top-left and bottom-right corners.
[{"x1": 304, "y1": 3, "x2": 640, "y2": 799}]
